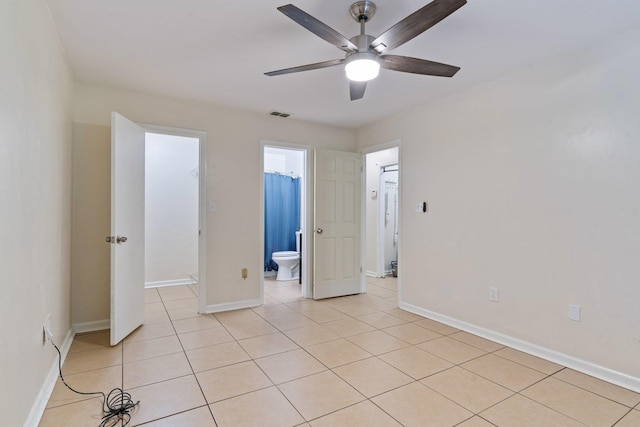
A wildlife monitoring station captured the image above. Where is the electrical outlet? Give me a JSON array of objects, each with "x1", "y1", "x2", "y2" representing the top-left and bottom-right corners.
[
  {"x1": 241, "y1": 268, "x2": 248, "y2": 279},
  {"x1": 43, "y1": 314, "x2": 52, "y2": 342},
  {"x1": 569, "y1": 304, "x2": 581, "y2": 322},
  {"x1": 489, "y1": 287, "x2": 499, "y2": 302}
]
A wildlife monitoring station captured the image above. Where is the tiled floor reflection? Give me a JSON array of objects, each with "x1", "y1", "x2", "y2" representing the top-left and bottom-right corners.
[{"x1": 40, "y1": 278, "x2": 640, "y2": 426}]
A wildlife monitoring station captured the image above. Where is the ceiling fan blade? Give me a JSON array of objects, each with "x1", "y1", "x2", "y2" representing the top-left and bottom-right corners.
[
  {"x1": 278, "y1": 4, "x2": 358, "y2": 53},
  {"x1": 380, "y1": 55, "x2": 460, "y2": 77},
  {"x1": 265, "y1": 58, "x2": 345, "y2": 76},
  {"x1": 370, "y1": 0, "x2": 467, "y2": 53},
  {"x1": 350, "y1": 81, "x2": 367, "y2": 101}
]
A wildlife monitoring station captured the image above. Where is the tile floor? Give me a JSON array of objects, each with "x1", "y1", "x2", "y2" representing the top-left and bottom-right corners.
[{"x1": 40, "y1": 277, "x2": 640, "y2": 426}]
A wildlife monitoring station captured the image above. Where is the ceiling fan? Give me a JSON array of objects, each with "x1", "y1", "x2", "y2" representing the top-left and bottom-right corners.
[{"x1": 265, "y1": 0, "x2": 467, "y2": 101}]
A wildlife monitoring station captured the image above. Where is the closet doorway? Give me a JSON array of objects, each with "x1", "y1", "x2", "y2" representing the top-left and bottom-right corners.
[
  {"x1": 143, "y1": 127, "x2": 207, "y2": 312},
  {"x1": 364, "y1": 145, "x2": 400, "y2": 279}
]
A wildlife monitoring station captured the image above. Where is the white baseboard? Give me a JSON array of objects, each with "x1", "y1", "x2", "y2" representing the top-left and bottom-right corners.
[
  {"x1": 399, "y1": 301, "x2": 640, "y2": 393},
  {"x1": 145, "y1": 278, "x2": 196, "y2": 288},
  {"x1": 24, "y1": 329, "x2": 75, "y2": 427},
  {"x1": 72, "y1": 319, "x2": 109, "y2": 333},
  {"x1": 205, "y1": 298, "x2": 262, "y2": 314}
]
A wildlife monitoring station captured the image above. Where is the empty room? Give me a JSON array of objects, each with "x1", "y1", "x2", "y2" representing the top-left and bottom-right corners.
[{"x1": 2, "y1": 0, "x2": 639, "y2": 426}]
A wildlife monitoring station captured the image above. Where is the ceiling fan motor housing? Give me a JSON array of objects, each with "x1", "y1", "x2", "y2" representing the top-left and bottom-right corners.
[
  {"x1": 350, "y1": 34, "x2": 376, "y2": 53},
  {"x1": 349, "y1": 1, "x2": 376, "y2": 23}
]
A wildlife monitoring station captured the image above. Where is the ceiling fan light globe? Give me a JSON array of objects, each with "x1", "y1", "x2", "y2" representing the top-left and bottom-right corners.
[{"x1": 345, "y1": 58, "x2": 380, "y2": 82}]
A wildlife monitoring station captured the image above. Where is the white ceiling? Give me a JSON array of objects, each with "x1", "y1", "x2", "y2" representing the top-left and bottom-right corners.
[{"x1": 47, "y1": 0, "x2": 639, "y2": 129}]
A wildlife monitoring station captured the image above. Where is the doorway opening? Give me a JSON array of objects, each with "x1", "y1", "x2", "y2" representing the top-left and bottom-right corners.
[
  {"x1": 262, "y1": 144, "x2": 310, "y2": 300},
  {"x1": 143, "y1": 127, "x2": 207, "y2": 312},
  {"x1": 364, "y1": 145, "x2": 400, "y2": 279}
]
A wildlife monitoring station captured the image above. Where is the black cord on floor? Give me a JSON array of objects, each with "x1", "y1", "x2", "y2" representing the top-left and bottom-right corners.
[{"x1": 50, "y1": 339, "x2": 139, "y2": 427}]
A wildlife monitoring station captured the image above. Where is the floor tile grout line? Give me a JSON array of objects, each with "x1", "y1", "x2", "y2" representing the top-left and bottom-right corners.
[
  {"x1": 131, "y1": 404, "x2": 212, "y2": 427},
  {"x1": 549, "y1": 373, "x2": 640, "y2": 409},
  {"x1": 515, "y1": 371, "x2": 636, "y2": 425},
  {"x1": 611, "y1": 407, "x2": 636, "y2": 427},
  {"x1": 157, "y1": 288, "x2": 219, "y2": 426},
  {"x1": 510, "y1": 392, "x2": 591, "y2": 426}
]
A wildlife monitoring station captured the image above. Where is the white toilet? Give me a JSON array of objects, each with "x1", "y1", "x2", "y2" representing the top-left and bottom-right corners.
[{"x1": 272, "y1": 231, "x2": 301, "y2": 281}]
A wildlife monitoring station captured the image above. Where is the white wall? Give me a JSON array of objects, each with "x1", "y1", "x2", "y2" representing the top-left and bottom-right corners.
[
  {"x1": 356, "y1": 29, "x2": 640, "y2": 388},
  {"x1": 0, "y1": 0, "x2": 74, "y2": 424},
  {"x1": 145, "y1": 133, "x2": 199, "y2": 285},
  {"x1": 264, "y1": 146, "x2": 304, "y2": 176},
  {"x1": 72, "y1": 83, "x2": 355, "y2": 317},
  {"x1": 365, "y1": 148, "x2": 398, "y2": 276}
]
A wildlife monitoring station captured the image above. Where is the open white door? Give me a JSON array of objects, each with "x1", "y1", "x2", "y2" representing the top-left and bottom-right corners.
[
  {"x1": 109, "y1": 112, "x2": 145, "y2": 345},
  {"x1": 313, "y1": 149, "x2": 362, "y2": 299}
]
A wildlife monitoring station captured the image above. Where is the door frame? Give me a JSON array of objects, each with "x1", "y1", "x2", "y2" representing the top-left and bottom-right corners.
[
  {"x1": 142, "y1": 123, "x2": 208, "y2": 313},
  {"x1": 360, "y1": 140, "x2": 401, "y2": 296},
  {"x1": 260, "y1": 141, "x2": 313, "y2": 299}
]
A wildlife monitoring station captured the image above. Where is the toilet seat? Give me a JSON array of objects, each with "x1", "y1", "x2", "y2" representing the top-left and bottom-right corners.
[{"x1": 272, "y1": 251, "x2": 299, "y2": 261}]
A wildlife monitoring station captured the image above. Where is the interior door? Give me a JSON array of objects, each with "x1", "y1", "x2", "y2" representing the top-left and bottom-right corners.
[
  {"x1": 313, "y1": 149, "x2": 362, "y2": 299},
  {"x1": 110, "y1": 112, "x2": 145, "y2": 345}
]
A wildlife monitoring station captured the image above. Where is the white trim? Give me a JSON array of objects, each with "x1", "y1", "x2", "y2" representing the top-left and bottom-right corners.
[
  {"x1": 144, "y1": 278, "x2": 196, "y2": 288},
  {"x1": 24, "y1": 329, "x2": 74, "y2": 427},
  {"x1": 205, "y1": 298, "x2": 262, "y2": 314},
  {"x1": 72, "y1": 319, "x2": 110, "y2": 333},
  {"x1": 399, "y1": 301, "x2": 640, "y2": 393}
]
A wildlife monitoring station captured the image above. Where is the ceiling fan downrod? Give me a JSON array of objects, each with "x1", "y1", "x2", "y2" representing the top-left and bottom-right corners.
[{"x1": 349, "y1": 1, "x2": 376, "y2": 35}]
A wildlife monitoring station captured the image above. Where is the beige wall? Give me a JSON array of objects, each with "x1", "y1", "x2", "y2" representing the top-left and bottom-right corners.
[
  {"x1": 0, "y1": 0, "x2": 74, "y2": 424},
  {"x1": 356, "y1": 29, "x2": 640, "y2": 388},
  {"x1": 71, "y1": 83, "x2": 356, "y2": 323}
]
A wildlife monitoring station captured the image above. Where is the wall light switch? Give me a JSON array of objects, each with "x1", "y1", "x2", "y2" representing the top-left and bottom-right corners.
[
  {"x1": 569, "y1": 304, "x2": 581, "y2": 322},
  {"x1": 489, "y1": 287, "x2": 499, "y2": 302}
]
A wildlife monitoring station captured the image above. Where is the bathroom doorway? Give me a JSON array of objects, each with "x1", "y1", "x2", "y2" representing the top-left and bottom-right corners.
[
  {"x1": 143, "y1": 127, "x2": 207, "y2": 312},
  {"x1": 364, "y1": 145, "x2": 400, "y2": 279},
  {"x1": 262, "y1": 144, "x2": 309, "y2": 299}
]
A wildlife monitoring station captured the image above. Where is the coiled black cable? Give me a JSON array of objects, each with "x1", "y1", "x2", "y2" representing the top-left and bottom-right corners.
[{"x1": 50, "y1": 339, "x2": 139, "y2": 427}]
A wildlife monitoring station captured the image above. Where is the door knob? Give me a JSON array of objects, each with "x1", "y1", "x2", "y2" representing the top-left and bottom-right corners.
[
  {"x1": 116, "y1": 236, "x2": 128, "y2": 244},
  {"x1": 315, "y1": 228, "x2": 323, "y2": 234}
]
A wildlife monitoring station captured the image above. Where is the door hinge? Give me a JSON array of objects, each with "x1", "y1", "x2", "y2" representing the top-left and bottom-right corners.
[{"x1": 105, "y1": 236, "x2": 115, "y2": 244}]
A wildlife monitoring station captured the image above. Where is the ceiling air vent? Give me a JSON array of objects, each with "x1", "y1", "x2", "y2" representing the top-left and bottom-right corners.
[{"x1": 269, "y1": 111, "x2": 291, "y2": 118}]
